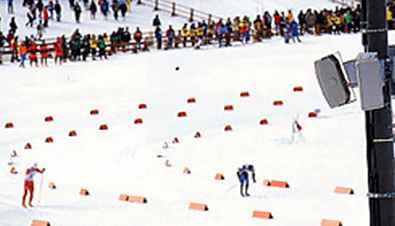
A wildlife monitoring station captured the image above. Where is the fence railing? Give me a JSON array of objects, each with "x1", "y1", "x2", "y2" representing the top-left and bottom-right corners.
[
  {"x1": 330, "y1": 0, "x2": 360, "y2": 7},
  {"x1": 136, "y1": 0, "x2": 223, "y2": 22}
]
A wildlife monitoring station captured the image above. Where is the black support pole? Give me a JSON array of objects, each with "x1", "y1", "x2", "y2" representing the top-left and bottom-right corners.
[{"x1": 365, "y1": 0, "x2": 395, "y2": 225}]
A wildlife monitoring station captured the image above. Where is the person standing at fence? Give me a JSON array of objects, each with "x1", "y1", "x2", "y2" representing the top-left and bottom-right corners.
[
  {"x1": 53, "y1": 38, "x2": 63, "y2": 65},
  {"x1": 90, "y1": 34, "x2": 98, "y2": 60},
  {"x1": 39, "y1": 41, "x2": 48, "y2": 66},
  {"x1": 18, "y1": 41, "x2": 27, "y2": 67},
  {"x1": 29, "y1": 41, "x2": 39, "y2": 67},
  {"x1": 217, "y1": 20, "x2": 227, "y2": 47},
  {"x1": 10, "y1": 36, "x2": 19, "y2": 63},
  {"x1": 290, "y1": 19, "x2": 301, "y2": 43},
  {"x1": 98, "y1": 35, "x2": 107, "y2": 59},
  {"x1": 165, "y1": 25, "x2": 175, "y2": 49},
  {"x1": 154, "y1": 26, "x2": 162, "y2": 49},
  {"x1": 0, "y1": 32, "x2": 5, "y2": 65},
  {"x1": 239, "y1": 19, "x2": 249, "y2": 44},
  {"x1": 181, "y1": 23, "x2": 188, "y2": 47},
  {"x1": 81, "y1": 35, "x2": 90, "y2": 61},
  {"x1": 133, "y1": 26, "x2": 143, "y2": 50},
  {"x1": 189, "y1": 23, "x2": 196, "y2": 46},
  {"x1": 273, "y1": 10, "x2": 280, "y2": 36}
]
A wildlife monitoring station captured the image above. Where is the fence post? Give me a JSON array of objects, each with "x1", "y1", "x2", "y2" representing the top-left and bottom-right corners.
[
  {"x1": 154, "y1": 0, "x2": 158, "y2": 11},
  {"x1": 171, "y1": 2, "x2": 176, "y2": 16},
  {"x1": 189, "y1": 8, "x2": 194, "y2": 22}
]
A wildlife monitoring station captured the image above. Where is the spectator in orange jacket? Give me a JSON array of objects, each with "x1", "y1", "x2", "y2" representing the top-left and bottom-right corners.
[{"x1": 18, "y1": 41, "x2": 27, "y2": 67}]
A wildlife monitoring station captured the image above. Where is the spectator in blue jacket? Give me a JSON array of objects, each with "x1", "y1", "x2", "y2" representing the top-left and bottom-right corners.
[
  {"x1": 217, "y1": 21, "x2": 227, "y2": 47},
  {"x1": 290, "y1": 19, "x2": 301, "y2": 43}
]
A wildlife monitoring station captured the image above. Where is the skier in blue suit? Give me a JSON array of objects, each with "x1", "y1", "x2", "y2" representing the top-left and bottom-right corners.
[{"x1": 237, "y1": 164, "x2": 256, "y2": 197}]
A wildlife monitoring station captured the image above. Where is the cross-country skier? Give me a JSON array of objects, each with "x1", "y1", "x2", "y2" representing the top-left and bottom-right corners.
[
  {"x1": 22, "y1": 163, "x2": 45, "y2": 207},
  {"x1": 237, "y1": 164, "x2": 256, "y2": 197}
]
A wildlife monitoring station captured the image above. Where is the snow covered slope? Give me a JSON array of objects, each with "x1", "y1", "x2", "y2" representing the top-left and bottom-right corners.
[{"x1": 1, "y1": 0, "x2": 388, "y2": 226}]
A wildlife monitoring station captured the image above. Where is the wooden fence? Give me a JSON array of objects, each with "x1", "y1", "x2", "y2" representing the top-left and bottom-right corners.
[
  {"x1": 330, "y1": 0, "x2": 360, "y2": 7},
  {"x1": 136, "y1": 0, "x2": 223, "y2": 22}
]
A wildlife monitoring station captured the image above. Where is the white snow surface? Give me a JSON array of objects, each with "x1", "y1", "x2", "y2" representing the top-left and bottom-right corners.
[{"x1": 1, "y1": 0, "x2": 393, "y2": 226}]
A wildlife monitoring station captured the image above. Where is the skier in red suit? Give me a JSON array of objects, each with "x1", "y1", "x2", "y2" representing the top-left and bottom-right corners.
[{"x1": 22, "y1": 163, "x2": 45, "y2": 207}]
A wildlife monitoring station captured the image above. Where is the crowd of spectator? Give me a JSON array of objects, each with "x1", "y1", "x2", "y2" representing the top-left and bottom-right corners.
[{"x1": 1, "y1": 0, "x2": 389, "y2": 66}]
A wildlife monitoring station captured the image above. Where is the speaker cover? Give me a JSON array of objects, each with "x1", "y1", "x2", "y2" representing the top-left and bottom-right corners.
[
  {"x1": 315, "y1": 55, "x2": 351, "y2": 108},
  {"x1": 356, "y1": 53, "x2": 384, "y2": 110}
]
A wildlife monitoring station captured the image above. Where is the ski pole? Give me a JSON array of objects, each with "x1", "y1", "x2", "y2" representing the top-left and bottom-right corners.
[{"x1": 37, "y1": 172, "x2": 44, "y2": 204}]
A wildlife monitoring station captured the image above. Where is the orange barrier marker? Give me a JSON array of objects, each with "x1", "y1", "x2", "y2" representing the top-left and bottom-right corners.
[
  {"x1": 215, "y1": 173, "x2": 225, "y2": 180},
  {"x1": 252, "y1": 210, "x2": 272, "y2": 219},
  {"x1": 321, "y1": 219, "x2": 343, "y2": 226},
  {"x1": 194, "y1": 131, "x2": 201, "y2": 138},
  {"x1": 263, "y1": 179, "x2": 271, "y2": 186},
  {"x1": 189, "y1": 202, "x2": 208, "y2": 211},
  {"x1": 90, "y1": 109, "x2": 99, "y2": 115},
  {"x1": 293, "y1": 86, "x2": 304, "y2": 92},
  {"x1": 99, "y1": 124, "x2": 108, "y2": 130},
  {"x1": 138, "y1": 103, "x2": 147, "y2": 109},
  {"x1": 187, "y1": 98, "x2": 196, "y2": 103},
  {"x1": 119, "y1": 194, "x2": 129, "y2": 201},
  {"x1": 128, "y1": 195, "x2": 147, "y2": 203},
  {"x1": 5, "y1": 122, "x2": 14, "y2": 128},
  {"x1": 69, "y1": 130, "x2": 77, "y2": 136},
  {"x1": 270, "y1": 180, "x2": 289, "y2": 188},
  {"x1": 240, "y1": 91, "x2": 250, "y2": 97},
  {"x1": 178, "y1": 111, "x2": 187, "y2": 117},
  {"x1": 183, "y1": 167, "x2": 191, "y2": 174},
  {"x1": 45, "y1": 137, "x2": 54, "y2": 143},
  {"x1": 134, "y1": 118, "x2": 143, "y2": 124},
  {"x1": 224, "y1": 125, "x2": 233, "y2": 131},
  {"x1": 25, "y1": 143, "x2": 32, "y2": 149},
  {"x1": 334, "y1": 186, "x2": 354, "y2": 195},
  {"x1": 79, "y1": 188, "x2": 89, "y2": 196},
  {"x1": 10, "y1": 167, "x2": 17, "y2": 174},
  {"x1": 308, "y1": 112, "x2": 318, "y2": 118},
  {"x1": 48, "y1": 182, "x2": 56, "y2": 189},
  {"x1": 260, "y1": 119, "x2": 268, "y2": 125},
  {"x1": 45, "y1": 116, "x2": 53, "y2": 122},
  {"x1": 273, "y1": 100, "x2": 284, "y2": 106},
  {"x1": 31, "y1": 219, "x2": 51, "y2": 226},
  {"x1": 224, "y1": 105, "x2": 234, "y2": 111}
]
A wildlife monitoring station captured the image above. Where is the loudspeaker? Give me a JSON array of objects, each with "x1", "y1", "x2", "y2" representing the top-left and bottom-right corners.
[
  {"x1": 315, "y1": 55, "x2": 351, "y2": 108},
  {"x1": 355, "y1": 53, "x2": 384, "y2": 110}
]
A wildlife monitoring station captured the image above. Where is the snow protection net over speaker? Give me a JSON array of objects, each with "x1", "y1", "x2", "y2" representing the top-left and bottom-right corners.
[{"x1": 315, "y1": 55, "x2": 351, "y2": 108}]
